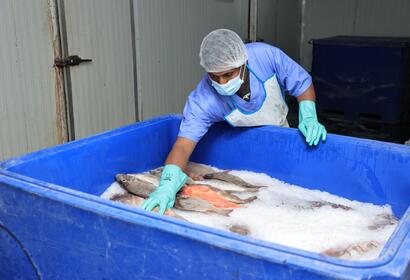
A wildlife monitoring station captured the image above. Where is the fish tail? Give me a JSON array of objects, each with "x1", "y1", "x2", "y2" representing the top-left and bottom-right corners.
[
  {"x1": 242, "y1": 196, "x2": 257, "y2": 203},
  {"x1": 216, "y1": 209, "x2": 233, "y2": 216}
]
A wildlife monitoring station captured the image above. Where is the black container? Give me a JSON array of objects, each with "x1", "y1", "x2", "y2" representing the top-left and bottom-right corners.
[{"x1": 311, "y1": 36, "x2": 410, "y2": 124}]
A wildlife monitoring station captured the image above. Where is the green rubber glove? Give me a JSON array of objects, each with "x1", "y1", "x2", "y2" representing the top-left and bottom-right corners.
[
  {"x1": 141, "y1": 164, "x2": 187, "y2": 214},
  {"x1": 298, "y1": 100, "x2": 327, "y2": 146}
]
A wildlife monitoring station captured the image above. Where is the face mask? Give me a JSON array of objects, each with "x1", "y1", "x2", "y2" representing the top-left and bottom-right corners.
[{"x1": 210, "y1": 65, "x2": 245, "y2": 96}]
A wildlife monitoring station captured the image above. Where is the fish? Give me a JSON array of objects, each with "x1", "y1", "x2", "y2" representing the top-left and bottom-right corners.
[
  {"x1": 228, "y1": 224, "x2": 250, "y2": 236},
  {"x1": 186, "y1": 161, "x2": 217, "y2": 175},
  {"x1": 149, "y1": 164, "x2": 263, "y2": 194},
  {"x1": 322, "y1": 241, "x2": 380, "y2": 258},
  {"x1": 148, "y1": 168, "x2": 197, "y2": 185},
  {"x1": 126, "y1": 173, "x2": 161, "y2": 185},
  {"x1": 179, "y1": 184, "x2": 257, "y2": 206},
  {"x1": 309, "y1": 200, "x2": 352, "y2": 211},
  {"x1": 203, "y1": 171, "x2": 265, "y2": 191},
  {"x1": 174, "y1": 197, "x2": 232, "y2": 216},
  {"x1": 368, "y1": 213, "x2": 398, "y2": 230},
  {"x1": 137, "y1": 173, "x2": 161, "y2": 185},
  {"x1": 185, "y1": 162, "x2": 218, "y2": 180},
  {"x1": 115, "y1": 174, "x2": 156, "y2": 198},
  {"x1": 112, "y1": 192, "x2": 145, "y2": 206},
  {"x1": 150, "y1": 162, "x2": 216, "y2": 182},
  {"x1": 143, "y1": 170, "x2": 257, "y2": 204},
  {"x1": 148, "y1": 167, "x2": 163, "y2": 177},
  {"x1": 111, "y1": 193, "x2": 185, "y2": 220},
  {"x1": 115, "y1": 173, "x2": 248, "y2": 216}
]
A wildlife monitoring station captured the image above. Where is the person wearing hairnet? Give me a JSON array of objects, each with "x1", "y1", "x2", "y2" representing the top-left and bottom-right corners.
[{"x1": 142, "y1": 29, "x2": 327, "y2": 214}]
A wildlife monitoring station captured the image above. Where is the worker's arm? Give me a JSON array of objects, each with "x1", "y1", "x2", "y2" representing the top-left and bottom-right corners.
[
  {"x1": 165, "y1": 137, "x2": 197, "y2": 169},
  {"x1": 296, "y1": 84, "x2": 315, "y2": 102},
  {"x1": 295, "y1": 84, "x2": 327, "y2": 146},
  {"x1": 141, "y1": 137, "x2": 197, "y2": 214},
  {"x1": 166, "y1": 137, "x2": 203, "y2": 180}
]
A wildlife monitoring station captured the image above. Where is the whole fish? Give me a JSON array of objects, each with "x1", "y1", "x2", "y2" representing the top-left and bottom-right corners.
[
  {"x1": 135, "y1": 173, "x2": 160, "y2": 185},
  {"x1": 175, "y1": 197, "x2": 232, "y2": 216},
  {"x1": 322, "y1": 241, "x2": 380, "y2": 258},
  {"x1": 115, "y1": 174, "x2": 246, "y2": 216},
  {"x1": 203, "y1": 171, "x2": 265, "y2": 191},
  {"x1": 309, "y1": 200, "x2": 352, "y2": 211},
  {"x1": 179, "y1": 184, "x2": 256, "y2": 206},
  {"x1": 115, "y1": 174, "x2": 156, "y2": 198},
  {"x1": 186, "y1": 161, "x2": 217, "y2": 175},
  {"x1": 368, "y1": 213, "x2": 398, "y2": 230},
  {"x1": 112, "y1": 192, "x2": 145, "y2": 206},
  {"x1": 148, "y1": 167, "x2": 163, "y2": 177},
  {"x1": 228, "y1": 224, "x2": 250, "y2": 236},
  {"x1": 148, "y1": 169, "x2": 197, "y2": 185},
  {"x1": 135, "y1": 171, "x2": 256, "y2": 205},
  {"x1": 150, "y1": 163, "x2": 210, "y2": 182},
  {"x1": 184, "y1": 162, "x2": 218, "y2": 180},
  {"x1": 111, "y1": 193, "x2": 185, "y2": 220},
  {"x1": 149, "y1": 164, "x2": 262, "y2": 193}
]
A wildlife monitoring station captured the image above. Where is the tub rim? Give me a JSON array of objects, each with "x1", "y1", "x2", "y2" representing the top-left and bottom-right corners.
[{"x1": 0, "y1": 114, "x2": 409, "y2": 278}]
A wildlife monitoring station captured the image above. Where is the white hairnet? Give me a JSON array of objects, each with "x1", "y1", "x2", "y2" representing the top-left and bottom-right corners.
[{"x1": 199, "y1": 29, "x2": 248, "y2": 73}]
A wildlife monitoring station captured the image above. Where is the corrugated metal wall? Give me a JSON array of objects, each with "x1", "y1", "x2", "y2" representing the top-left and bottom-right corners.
[
  {"x1": 301, "y1": 0, "x2": 410, "y2": 70},
  {"x1": 2, "y1": 0, "x2": 409, "y2": 160},
  {"x1": 134, "y1": 0, "x2": 249, "y2": 120},
  {"x1": 63, "y1": 0, "x2": 136, "y2": 139},
  {"x1": 257, "y1": 0, "x2": 301, "y2": 61},
  {"x1": 0, "y1": 0, "x2": 58, "y2": 160}
]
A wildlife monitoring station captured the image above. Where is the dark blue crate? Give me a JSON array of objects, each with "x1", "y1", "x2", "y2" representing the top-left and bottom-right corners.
[{"x1": 311, "y1": 36, "x2": 410, "y2": 124}]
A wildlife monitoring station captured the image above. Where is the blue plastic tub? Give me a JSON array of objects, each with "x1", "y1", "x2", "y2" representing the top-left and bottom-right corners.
[{"x1": 0, "y1": 115, "x2": 409, "y2": 280}]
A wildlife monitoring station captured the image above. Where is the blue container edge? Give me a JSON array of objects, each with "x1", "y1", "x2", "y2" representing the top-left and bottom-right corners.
[
  {"x1": 0, "y1": 115, "x2": 409, "y2": 278},
  {"x1": 0, "y1": 173, "x2": 409, "y2": 279}
]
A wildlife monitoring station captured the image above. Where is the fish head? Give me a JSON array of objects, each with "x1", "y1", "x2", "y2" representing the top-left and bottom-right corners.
[{"x1": 115, "y1": 174, "x2": 132, "y2": 187}]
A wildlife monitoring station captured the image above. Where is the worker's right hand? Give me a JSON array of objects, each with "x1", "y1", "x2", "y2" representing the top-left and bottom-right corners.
[{"x1": 141, "y1": 164, "x2": 188, "y2": 214}]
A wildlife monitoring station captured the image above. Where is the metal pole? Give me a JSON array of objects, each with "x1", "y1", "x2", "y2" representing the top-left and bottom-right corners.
[
  {"x1": 55, "y1": 0, "x2": 76, "y2": 140},
  {"x1": 249, "y1": 0, "x2": 258, "y2": 42},
  {"x1": 130, "y1": 0, "x2": 140, "y2": 122},
  {"x1": 48, "y1": 0, "x2": 70, "y2": 143},
  {"x1": 299, "y1": 0, "x2": 306, "y2": 64}
]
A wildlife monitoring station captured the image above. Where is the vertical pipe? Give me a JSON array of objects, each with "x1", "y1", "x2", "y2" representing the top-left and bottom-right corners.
[
  {"x1": 249, "y1": 0, "x2": 258, "y2": 42},
  {"x1": 48, "y1": 0, "x2": 69, "y2": 143},
  {"x1": 129, "y1": 0, "x2": 139, "y2": 122},
  {"x1": 56, "y1": 0, "x2": 76, "y2": 140},
  {"x1": 299, "y1": 0, "x2": 306, "y2": 66},
  {"x1": 133, "y1": 0, "x2": 143, "y2": 120}
]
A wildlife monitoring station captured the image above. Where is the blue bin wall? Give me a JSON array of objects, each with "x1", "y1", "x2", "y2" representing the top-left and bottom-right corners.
[
  {"x1": 1, "y1": 115, "x2": 409, "y2": 279},
  {"x1": 1, "y1": 176, "x2": 357, "y2": 280},
  {"x1": 3, "y1": 115, "x2": 410, "y2": 217},
  {"x1": 311, "y1": 36, "x2": 410, "y2": 124},
  {"x1": 192, "y1": 122, "x2": 410, "y2": 218},
  {"x1": 2, "y1": 116, "x2": 181, "y2": 196}
]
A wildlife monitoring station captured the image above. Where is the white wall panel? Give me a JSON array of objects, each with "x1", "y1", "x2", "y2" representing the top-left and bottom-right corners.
[
  {"x1": 64, "y1": 0, "x2": 136, "y2": 139},
  {"x1": 301, "y1": 0, "x2": 410, "y2": 70},
  {"x1": 0, "y1": 0, "x2": 58, "y2": 160},
  {"x1": 354, "y1": 0, "x2": 410, "y2": 36},
  {"x1": 257, "y1": 0, "x2": 301, "y2": 61},
  {"x1": 301, "y1": 0, "x2": 357, "y2": 69},
  {"x1": 134, "y1": 0, "x2": 249, "y2": 120}
]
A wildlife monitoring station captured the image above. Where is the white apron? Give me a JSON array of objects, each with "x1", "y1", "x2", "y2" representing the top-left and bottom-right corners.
[{"x1": 224, "y1": 69, "x2": 289, "y2": 127}]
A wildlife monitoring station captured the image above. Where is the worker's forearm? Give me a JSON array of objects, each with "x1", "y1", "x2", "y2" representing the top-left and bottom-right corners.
[
  {"x1": 297, "y1": 84, "x2": 316, "y2": 102},
  {"x1": 165, "y1": 137, "x2": 197, "y2": 169}
]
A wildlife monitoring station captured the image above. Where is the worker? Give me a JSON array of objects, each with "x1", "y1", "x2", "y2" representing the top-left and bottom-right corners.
[{"x1": 142, "y1": 29, "x2": 327, "y2": 214}]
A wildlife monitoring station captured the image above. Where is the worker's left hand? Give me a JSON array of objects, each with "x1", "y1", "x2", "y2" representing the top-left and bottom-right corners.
[{"x1": 298, "y1": 100, "x2": 327, "y2": 146}]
